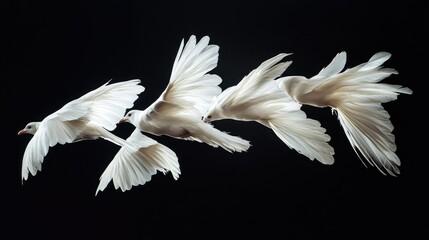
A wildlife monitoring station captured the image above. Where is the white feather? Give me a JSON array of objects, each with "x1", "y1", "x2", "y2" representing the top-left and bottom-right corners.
[
  {"x1": 96, "y1": 129, "x2": 180, "y2": 195},
  {"x1": 122, "y1": 35, "x2": 251, "y2": 153},
  {"x1": 19, "y1": 79, "x2": 178, "y2": 194},
  {"x1": 278, "y1": 51, "x2": 413, "y2": 176},
  {"x1": 202, "y1": 53, "x2": 335, "y2": 165}
]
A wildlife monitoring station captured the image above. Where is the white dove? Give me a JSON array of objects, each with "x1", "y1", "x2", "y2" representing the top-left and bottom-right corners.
[
  {"x1": 202, "y1": 53, "x2": 335, "y2": 165},
  {"x1": 120, "y1": 35, "x2": 251, "y2": 153},
  {"x1": 277, "y1": 51, "x2": 413, "y2": 176},
  {"x1": 18, "y1": 79, "x2": 180, "y2": 193}
]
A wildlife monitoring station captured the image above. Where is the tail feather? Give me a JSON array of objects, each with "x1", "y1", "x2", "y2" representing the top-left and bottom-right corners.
[
  {"x1": 357, "y1": 51, "x2": 391, "y2": 72},
  {"x1": 192, "y1": 122, "x2": 251, "y2": 153},
  {"x1": 344, "y1": 83, "x2": 409, "y2": 104},
  {"x1": 341, "y1": 69, "x2": 397, "y2": 85}
]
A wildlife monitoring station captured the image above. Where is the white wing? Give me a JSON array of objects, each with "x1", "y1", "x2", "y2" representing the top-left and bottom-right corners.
[
  {"x1": 280, "y1": 51, "x2": 412, "y2": 175},
  {"x1": 315, "y1": 51, "x2": 347, "y2": 78},
  {"x1": 264, "y1": 89, "x2": 335, "y2": 165},
  {"x1": 219, "y1": 53, "x2": 292, "y2": 109},
  {"x1": 21, "y1": 118, "x2": 87, "y2": 181},
  {"x1": 96, "y1": 129, "x2": 180, "y2": 195},
  {"x1": 21, "y1": 94, "x2": 94, "y2": 181},
  {"x1": 147, "y1": 35, "x2": 221, "y2": 119},
  {"x1": 78, "y1": 79, "x2": 145, "y2": 131},
  {"x1": 21, "y1": 79, "x2": 144, "y2": 181},
  {"x1": 205, "y1": 53, "x2": 334, "y2": 164}
]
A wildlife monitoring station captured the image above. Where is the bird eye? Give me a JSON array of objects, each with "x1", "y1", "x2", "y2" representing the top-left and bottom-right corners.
[
  {"x1": 127, "y1": 113, "x2": 132, "y2": 117},
  {"x1": 207, "y1": 115, "x2": 212, "y2": 119},
  {"x1": 27, "y1": 126, "x2": 32, "y2": 129}
]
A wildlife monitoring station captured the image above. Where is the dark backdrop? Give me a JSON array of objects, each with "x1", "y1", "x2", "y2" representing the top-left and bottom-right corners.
[{"x1": 3, "y1": 0, "x2": 427, "y2": 239}]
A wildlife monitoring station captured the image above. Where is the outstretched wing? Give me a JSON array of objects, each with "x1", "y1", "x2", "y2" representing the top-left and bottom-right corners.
[
  {"x1": 147, "y1": 35, "x2": 221, "y2": 119},
  {"x1": 281, "y1": 51, "x2": 412, "y2": 175},
  {"x1": 219, "y1": 53, "x2": 292, "y2": 108},
  {"x1": 78, "y1": 79, "x2": 145, "y2": 131},
  {"x1": 96, "y1": 129, "x2": 180, "y2": 194},
  {"x1": 314, "y1": 51, "x2": 347, "y2": 78},
  {"x1": 264, "y1": 89, "x2": 335, "y2": 165},
  {"x1": 21, "y1": 118, "x2": 86, "y2": 181},
  {"x1": 21, "y1": 79, "x2": 144, "y2": 181}
]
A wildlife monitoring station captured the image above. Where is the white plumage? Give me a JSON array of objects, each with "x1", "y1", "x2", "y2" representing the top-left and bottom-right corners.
[
  {"x1": 18, "y1": 79, "x2": 180, "y2": 193},
  {"x1": 278, "y1": 51, "x2": 413, "y2": 176},
  {"x1": 121, "y1": 35, "x2": 251, "y2": 153},
  {"x1": 96, "y1": 128, "x2": 180, "y2": 195},
  {"x1": 202, "y1": 53, "x2": 335, "y2": 165}
]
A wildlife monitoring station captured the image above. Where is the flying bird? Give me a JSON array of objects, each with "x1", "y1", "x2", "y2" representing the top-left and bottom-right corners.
[
  {"x1": 277, "y1": 51, "x2": 413, "y2": 176},
  {"x1": 17, "y1": 79, "x2": 180, "y2": 193},
  {"x1": 120, "y1": 35, "x2": 251, "y2": 153},
  {"x1": 202, "y1": 53, "x2": 335, "y2": 165}
]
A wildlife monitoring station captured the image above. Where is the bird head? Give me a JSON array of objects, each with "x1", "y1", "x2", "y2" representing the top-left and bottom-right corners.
[
  {"x1": 18, "y1": 122, "x2": 40, "y2": 135},
  {"x1": 202, "y1": 104, "x2": 221, "y2": 123},
  {"x1": 119, "y1": 110, "x2": 139, "y2": 125}
]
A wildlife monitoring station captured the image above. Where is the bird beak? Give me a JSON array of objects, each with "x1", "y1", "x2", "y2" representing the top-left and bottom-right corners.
[
  {"x1": 118, "y1": 118, "x2": 126, "y2": 124},
  {"x1": 17, "y1": 130, "x2": 26, "y2": 135}
]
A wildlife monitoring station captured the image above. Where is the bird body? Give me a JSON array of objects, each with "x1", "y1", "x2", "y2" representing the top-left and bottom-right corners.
[
  {"x1": 278, "y1": 51, "x2": 413, "y2": 176},
  {"x1": 202, "y1": 53, "x2": 335, "y2": 165},
  {"x1": 18, "y1": 79, "x2": 180, "y2": 193},
  {"x1": 121, "y1": 35, "x2": 251, "y2": 153}
]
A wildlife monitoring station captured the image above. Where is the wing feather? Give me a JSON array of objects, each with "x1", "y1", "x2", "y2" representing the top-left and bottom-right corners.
[
  {"x1": 79, "y1": 79, "x2": 145, "y2": 131},
  {"x1": 279, "y1": 51, "x2": 412, "y2": 175},
  {"x1": 221, "y1": 53, "x2": 292, "y2": 108},
  {"x1": 21, "y1": 119, "x2": 84, "y2": 181},
  {"x1": 96, "y1": 129, "x2": 180, "y2": 195},
  {"x1": 316, "y1": 51, "x2": 347, "y2": 77},
  {"x1": 148, "y1": 35, "x2": 221, "y2": 118}
]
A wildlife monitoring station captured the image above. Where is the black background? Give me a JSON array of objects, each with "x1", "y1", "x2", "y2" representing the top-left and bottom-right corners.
[{"x1": 3, "y1": 0, "x2": 427, "y2": 239}]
